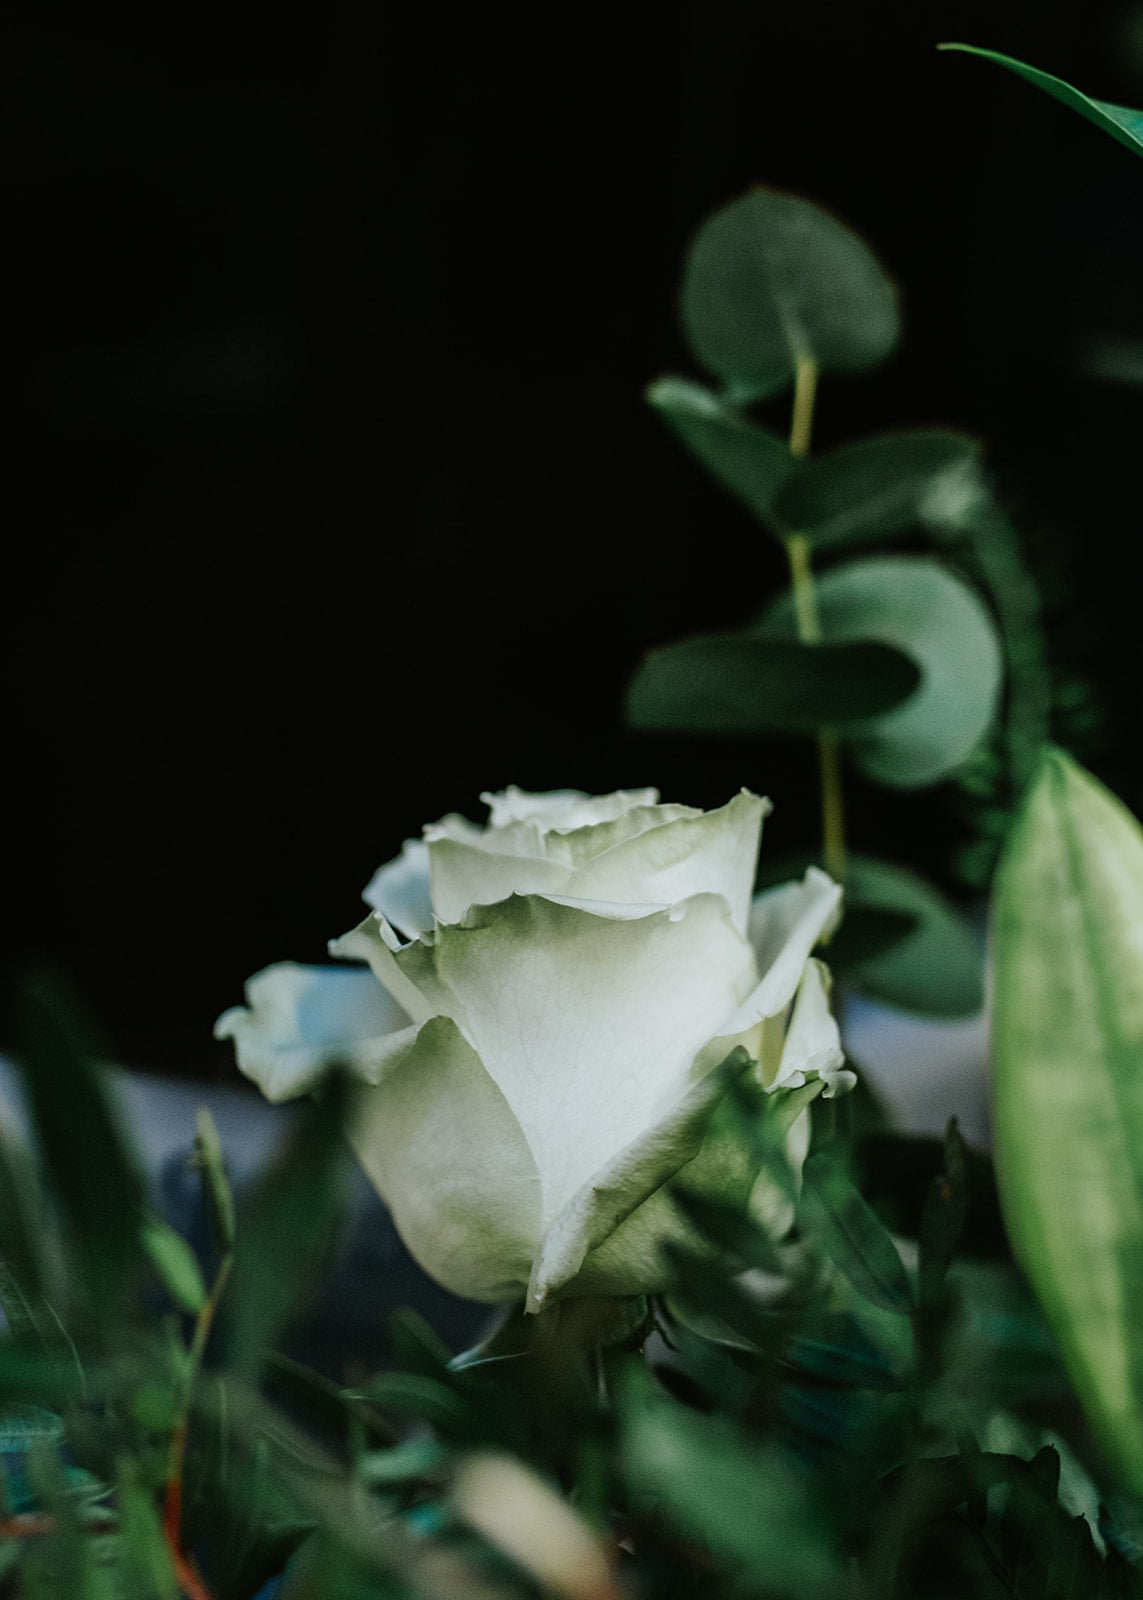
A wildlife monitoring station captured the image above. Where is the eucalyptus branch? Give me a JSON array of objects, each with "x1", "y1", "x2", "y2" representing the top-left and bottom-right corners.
[{"x1": 783, "y1": 352, "x2": 847, "y2": 884}]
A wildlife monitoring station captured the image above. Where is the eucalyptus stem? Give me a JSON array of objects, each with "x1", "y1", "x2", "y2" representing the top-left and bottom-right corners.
[{"x1": 783, "y1": 353, "x2": 847, "y2": 885}]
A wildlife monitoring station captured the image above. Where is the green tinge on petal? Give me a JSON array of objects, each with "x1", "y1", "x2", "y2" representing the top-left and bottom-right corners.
[
  {"x1": 526, "y1": 1046, "x2": 756, "y2": 1311},
  {"x1": 213, "y1": 962, "x2": 412, "y2": 1103},
  {"x1": 329, "y1": 913, "x2": 464, "y2": 1029},
  {"x1": 428, "y1": 838, "x2": 570, "y2": 925},
  {"x1": 770, "y1": 959, "x2": 854, "y2": 1097},
  {"x1": 431, "y1": 892, "x2": 758, "y2": 1232},
  {"x1": 700, "y1": 869, "x2": 842, "y2": 1084},
  {"x1": 348, "y1": 1015, "x2": 543, "y2": 1303},
  {"x1": 567, "y1": 790, "x2": 769, "y2": 939}
]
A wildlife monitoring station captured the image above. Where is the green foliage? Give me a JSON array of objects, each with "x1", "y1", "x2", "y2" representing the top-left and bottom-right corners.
[
  {"x1": 3, "y1": 976, "x2": 1141, "y2": 1599},
  {"x1": 625, "y1": 632, "x2": 920, "y2": 735},
  {"x1": 832, "y1": 852, "x2": 984, "y2": 1015},
  {"x1": 941, "y1": 43, "x2": 1143, "y2": 161},
  {"x1": 679, "y1": 187, "x2": 900, "y2": 402},
  {"x1": 760, "y1": 554, "x2": 1003, "y2": 788},
  {"x1": 991, "y1": 749, "x2": 1143, "y2": 1500},
  {"x1": 773, "y1": 428, "x2": 982, "y2": 553},
  {"x1": 628, "y1": 183, "x2": 1070, "y2": 1018}
]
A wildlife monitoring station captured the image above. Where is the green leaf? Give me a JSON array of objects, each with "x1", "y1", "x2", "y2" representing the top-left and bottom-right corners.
[
  {"x1": 223, "y1": 1080, "x2": 350, "y2": 1378},
  {"x1": 0, "y1": 1128, "x2": 47, "y2": 1305},
  {"x1": 941, "y1": 43, "x2": 1143, "y2": 161},
  {"x1": 345, "y1": 1372, "x2": 472, "y2": 1436},
  {"x1": 990, "y1": 748, "x2": 1143, "y2": 1497},
  {"x1": 0, "y1": 1265, "x2": 85, "y2": 1405},
  {"x1": 139, "y1": 1212, "x2": 207, "y2": 1316},
  {"x1": 8, "y1": 967, "x2": 145, "y2": 1323},
  {"x1": 646, "y1": 376, "x2": 795, "y2": 519},
  {"x1": 799, "y1": 1152, "x2": 913, "y2": 1314},
  {"x1": 760, "y1": 554, "x2": 1003, "y2": 787},
  {"x1": 774, "y1": 429, "x2": 982, "y2": 551},
  {"x1": 679, "y1": 187, "x2": 900, "y2": 403},
  {"x1": 194, "y1": 1106, "x2": 235, "y2": 1258},
  {"x1": 840, "y1": 854, "x2": 984, "y2": 1016},
  {"x1": 618, "y1": 1361, "x2": 844, "y2": 1597},
  {"x1": 625, "y1": 632, "x2": 920, "y2": 735},
  {"x1": 918, "y1": 1119, "x2": 970, "y2": 1306}
]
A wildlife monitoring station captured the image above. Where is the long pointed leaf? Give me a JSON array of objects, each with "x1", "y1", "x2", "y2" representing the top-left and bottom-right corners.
[
  {"x1": 991, "y1": 748, "x2": 1143, "y2": 1496},
  {"x1": 941, "y1": 44, "x2": 1143, "y2": 161}
]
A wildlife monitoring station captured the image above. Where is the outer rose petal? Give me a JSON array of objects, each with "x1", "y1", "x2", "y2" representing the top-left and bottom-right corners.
[
  {"x1": 769, "y1": 958, "x2": 855, "y2": 1098},
  {"x1": 362, "y1": 839, "x2": 433, "y2": 938},
  {"x1": 214, "y1": 962, "x2": 411, "y2": 1102},
  {"x1": 425, "y1": 790, "x2": 767, "y2": 936},
  {"x1": 423, "y1": 893, "x2": 758, "y2": 1229},
  {"x1": 707, "y1": 867, "x2": 843, "y2": 1085},
  {"x1": 568, "y1": 1075, "x2": 812, "y2": 1298},
  {"x1": 347, "y1": 1015, "x2": 542, "y2": 1302},
  {"x1": 481, "y1": 786, "x2": 659, "y2": 829},
  {"x1": 526, "y1": 1045, "x2": 755, "y2": 1309}
]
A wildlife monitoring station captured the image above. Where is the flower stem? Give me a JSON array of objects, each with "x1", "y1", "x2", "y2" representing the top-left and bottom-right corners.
[{"x1": 783, "y1": 353, "x2": 847, "y2": 885}]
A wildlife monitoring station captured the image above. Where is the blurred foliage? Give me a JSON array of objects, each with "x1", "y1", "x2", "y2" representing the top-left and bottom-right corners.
[
  {"x1": 2, "y1": 969, "x2": 1142, "y2": 1598},
  {"x1": 627, "y1": 180, "x2": 1119, "y2": 1017}
]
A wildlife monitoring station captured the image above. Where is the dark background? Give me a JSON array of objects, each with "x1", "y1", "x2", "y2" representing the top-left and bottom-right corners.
[{"x1": 6, "y1": 1, "x2": 1143, "y2": 1078}]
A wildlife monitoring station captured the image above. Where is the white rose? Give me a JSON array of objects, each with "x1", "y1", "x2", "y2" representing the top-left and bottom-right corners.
[{"x1": 216, "y1": 787, "x2": 852, "y2": 1311}]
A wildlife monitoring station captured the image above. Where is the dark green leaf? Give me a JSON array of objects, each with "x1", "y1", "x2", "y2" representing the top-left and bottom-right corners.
[
  {"x1": 774, "y1": 428, "x2": 982, "y2": 551},
  {"x1": 760, "y1": 554, "x2": 1003, "y2": 787},
  {"x1": 619, "y1": 1360, "x2": 844, "y2": 1597},
  {"x1": 387, "y1": 1306, "x2": 453, "y2": 1380},
  {"x1": 194, "y1": 1105, "x2": 236, "y2": 1258},
  {"x1": 646, "y1": 376, "x2": 795, "y2": 519},
  {"x1": 8, "y1": 967, "x2": 144, "y2": 1321},
  {"x1": 0, "y1": 1265, "x2": 85, "y2": 1405},
  {"x1": 0, "y1": 1130, "x2": 46, "y2": 1305},
  {"x1": 940, "y1": 43, "x2": 1143, "y2": 160},
  {"x1": 626, "y1": 632, "x2": 919, "y2": 735},
  {"x1": 799, "y1": 1153, "x2": 913, "y2": 1314},
  {"x1": 345, "y1": 1372, "x2": 471, "y2": 1435},
  {"x1": 991, "y1": 748, "x2": 1143, "y2": 1497},
  {"x1": 139, "y1": 1212, "x2": 207, "y2": 1316},
  {"x1": 223, "y1": 1078, "x2": 350, "y2": 1378},
  {"x1": 840, "y1": 853, "x2": 984, "y2": 1015},
  {"x1": 679, "y1": 187, "x2": 899, "y2": 403},
  {"x1": 918, "y1": 1120, "x2": 970, "y2": 1306}
]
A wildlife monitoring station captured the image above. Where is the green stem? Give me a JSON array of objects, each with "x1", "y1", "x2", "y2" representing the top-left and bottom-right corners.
[{"x1": 783, "y1": 355, "x2": 847, "y2": 885}]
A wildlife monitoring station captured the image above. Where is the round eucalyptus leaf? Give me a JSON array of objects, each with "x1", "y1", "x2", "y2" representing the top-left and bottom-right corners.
[
  {"x1": 626, "y1": 633, "x2": 919, "y2": 736},
  {"x1": 840, "y1": 854, "x2": 984, "y2": 1016},
  {"x1": 647, "y1": 376, "x2": 794, "y2": 524},
  {"x1": 761, "y1": 556, "x2": 1002, "y2": 788},
  {"x1": 679, "y1": 188, "x2": 900, "y2": 404},
  {"x1": 775, "y1": 429, "x2": 982, "y2": 551}
]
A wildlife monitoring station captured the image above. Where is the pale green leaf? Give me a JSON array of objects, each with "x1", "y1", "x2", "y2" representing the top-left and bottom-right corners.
[
  {"x1": 679, "y1": 188, "x2": 900, "y2": 404},
  {"x1": 760, "y1": 555, "x2": 1003, "y2": 787},
  {"x1": 991, "y1": 748, "x2": 1143, "y2": 1496}
]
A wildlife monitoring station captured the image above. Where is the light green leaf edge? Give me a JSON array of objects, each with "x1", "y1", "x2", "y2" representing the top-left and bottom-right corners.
[
  {"x1": 940, "y1": 44, "x2": 1143, "y2": 160},
  {"x1": 760, "y1": 555, "x2": 1003, "y2": 789},
  {"x1": 991, "y1": 748, "x2": 1143, "y2": 1496}
]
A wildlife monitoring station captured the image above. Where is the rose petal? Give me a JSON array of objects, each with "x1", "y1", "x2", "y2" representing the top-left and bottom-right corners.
[
  {"x1": 527, "y1": 1045, "x2": 756, "y2": 1309},
  {"x1": 566, "y1": 790, "x2": 769, "y2": 937},
  {"x1": 426, "y1": 893, "x2": 758, "y2": 1231},
  {"x1": 480, "y1": 786, "x2": 659, "y2": 829},
  {"x1": 362, "y1": 839, "x2": 434, "y2": 938},
  {"x1": 329, "y1": 914, "x2": 466, "y2": 1028},
  {"x1": 347, "y1": 1014, "x2": 542, "y2": 1302},
  {"x1": 769, "y1": 958, "x2": 855, "y2": 1097},
  {"x1": 214, "y1": 962, "x2": 411, "y2": 1103},
  {"x1": 707, "y1": 869, "x2": 843, "y2": 1078}
]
